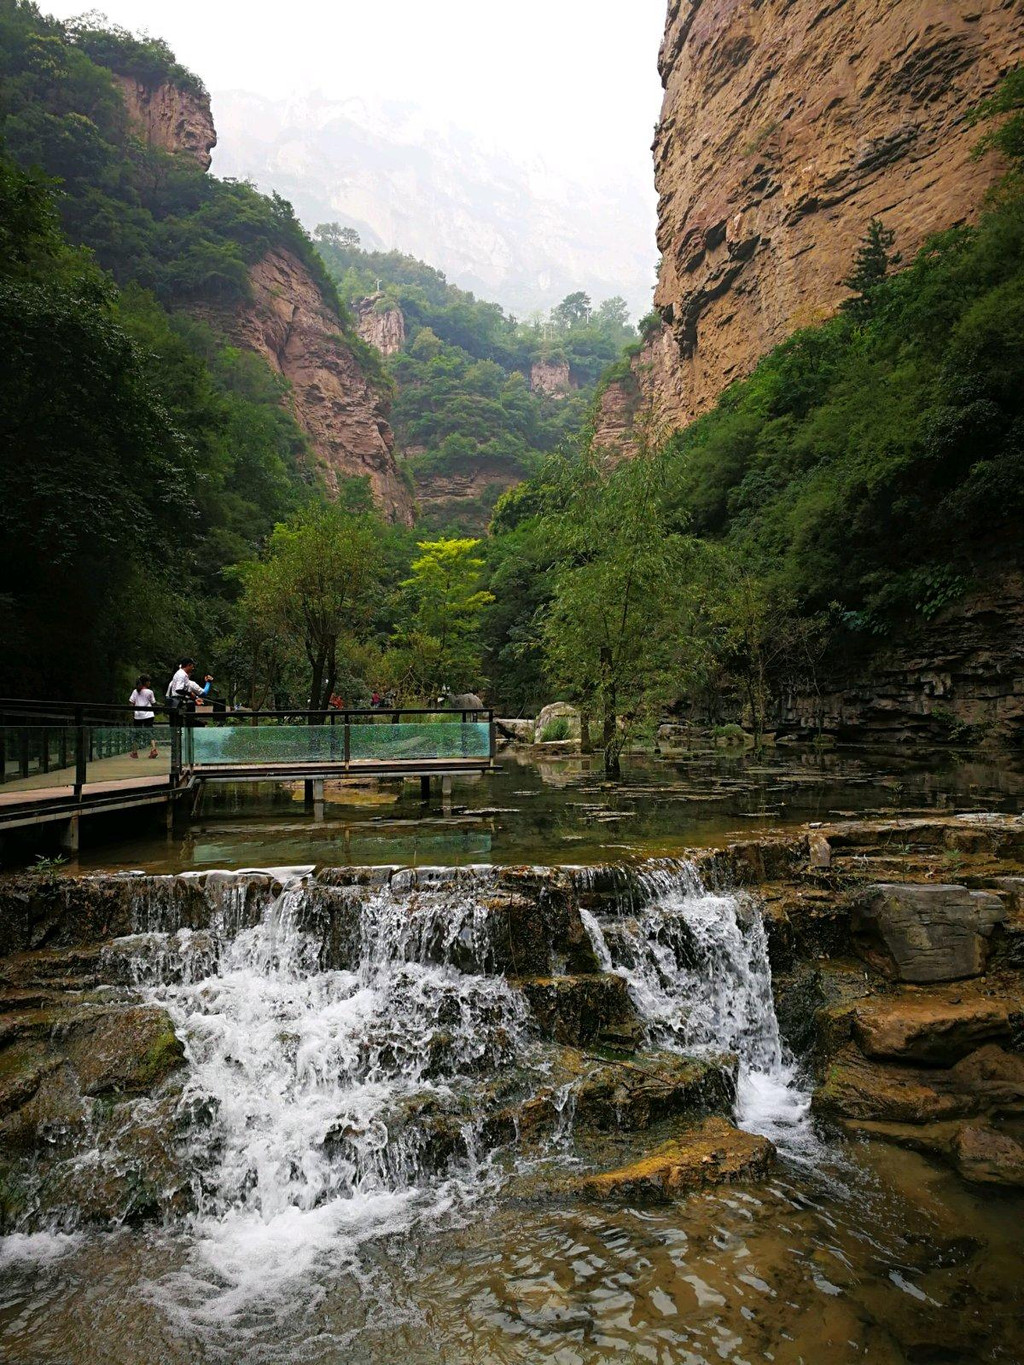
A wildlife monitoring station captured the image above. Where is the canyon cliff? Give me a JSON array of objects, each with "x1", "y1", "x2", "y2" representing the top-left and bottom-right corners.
[
  {"x1": 647, "y1": 0, "x2": 1024, "y2": 431},
  {"x1": 114, "y1": 77, "x2": 413, "y2": 524},
  {"x1": 356, "y1": 296, "x2": 406, "y2": 356}
]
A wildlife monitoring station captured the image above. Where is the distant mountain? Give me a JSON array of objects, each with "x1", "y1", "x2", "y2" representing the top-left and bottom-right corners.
[{"x1": 209, "y1": 91, "x2": 657, "y2": 320}]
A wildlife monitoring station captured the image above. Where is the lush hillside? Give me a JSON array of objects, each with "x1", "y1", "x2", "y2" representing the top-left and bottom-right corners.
[
  {"x1": 0, "y1": 3, "x2": 363, "y2": 695},
  {"x1": 315, "y1": 229, "x2": 638, "y2": 530},
  {"x1": 482, "y1": 72, "x2": 1024, "y2": 739}
]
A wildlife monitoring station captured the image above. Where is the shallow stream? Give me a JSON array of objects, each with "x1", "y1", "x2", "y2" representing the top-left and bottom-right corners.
[{"x1": 2, "y1": 746, "x2": 1024, "y2": 1362}]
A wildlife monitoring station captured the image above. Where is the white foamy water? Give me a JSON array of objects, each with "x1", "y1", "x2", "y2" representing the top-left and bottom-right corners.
[
  {"x1": 579, "y1": 862, "x2": 817, "y2": 1157},
  {"x1": 125, "y1": 869, "x2": 527, "y2": 1315}
]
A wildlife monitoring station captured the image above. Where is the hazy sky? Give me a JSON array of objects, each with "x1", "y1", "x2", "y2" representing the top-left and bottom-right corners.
[{"x1": 44, "y1": 1, "x2": 667, "y2": 179}]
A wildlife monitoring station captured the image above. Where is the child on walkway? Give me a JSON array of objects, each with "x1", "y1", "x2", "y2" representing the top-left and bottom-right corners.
[{"x1": 128, "y1": 674, "x2": 159, "y2": 759}]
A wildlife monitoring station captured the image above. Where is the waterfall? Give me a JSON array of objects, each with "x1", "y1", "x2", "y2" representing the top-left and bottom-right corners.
[
  {"x1": 578, "y1": 861, "x2": 816, "y2": 1156},
  {"x1": 126, "y1": 868, "x2": 530, "y2": 1310}
]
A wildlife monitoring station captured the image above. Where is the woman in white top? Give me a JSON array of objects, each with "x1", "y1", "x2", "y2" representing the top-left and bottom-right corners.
[{"x1": 128, "y1": 674, "x2": 159, "y2": 759}]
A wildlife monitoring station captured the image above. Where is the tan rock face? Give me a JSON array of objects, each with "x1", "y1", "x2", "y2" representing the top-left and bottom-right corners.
[
  {"x1": 199, "y1": 248, "x2": 414, "y2": 525},
  {"x1": 355, "y1": 296, "x2": 406, "y2": 356},
  {"x1": 530, "y1": 359, "x2": 573, "y2": 397},
  {"x1": 412, "y1": 458, "x2": 521, "y2": 530},
  {"x1": 650, "y1": 0, "x2": 1024, "y2": 431},
  {"x1": 592, "y1": 373, "x2": 642, "y2": 464},
  {"x1": 112, "y1": 74, "x2": 216, "y2": 170}
]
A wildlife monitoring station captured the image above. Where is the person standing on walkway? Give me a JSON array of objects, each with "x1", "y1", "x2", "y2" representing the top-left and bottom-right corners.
[
  {"x1": 166, "y1": 658, "x2": 212, "y2": 720},
  {"x1": 128, "y1": 674, "x2": 159, "y2": 759}
]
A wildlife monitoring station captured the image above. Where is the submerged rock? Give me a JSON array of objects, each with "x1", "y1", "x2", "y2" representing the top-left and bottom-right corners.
[
  {"x1": 570, "y1": 1116, "x2": 774, "y2": 1203},
  {"x1": 952, "y1": 1122, "x2": 1024, "y2": 1187}
]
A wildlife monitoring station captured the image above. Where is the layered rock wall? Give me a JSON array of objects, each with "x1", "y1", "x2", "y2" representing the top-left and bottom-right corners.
[
  {"x1": 530, "y1": 359, "x2": 574, "y2": 397},
  {"x1": 356, "y1": 296, "x2": 406, "y2": 356},
  {"x1": 199, "y1": 249, "x2": 413, "y2": 523},
  {"x1": 650, "y1": 0, "x2": 1024, "y2": 430}
]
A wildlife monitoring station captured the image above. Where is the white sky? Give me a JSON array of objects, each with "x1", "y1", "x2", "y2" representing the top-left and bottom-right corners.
[{"x1": 44, "y1": 1, "x2": 666, "y2": 179}]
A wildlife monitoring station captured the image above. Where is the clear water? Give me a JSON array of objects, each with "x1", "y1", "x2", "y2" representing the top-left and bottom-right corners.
[{"x1": 77, "y1": 743, "x2": 1024, "y2": 874}]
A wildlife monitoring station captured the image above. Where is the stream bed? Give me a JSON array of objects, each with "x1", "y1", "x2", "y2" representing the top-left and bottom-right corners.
[{"x1": 2, "y1": 747, "x2": 1024, "y2": 1362}]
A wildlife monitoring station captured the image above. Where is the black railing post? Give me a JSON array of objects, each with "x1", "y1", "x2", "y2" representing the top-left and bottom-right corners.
[
  {"x1": 170, "y1": 712, "x2": 182, "y2": 786},
  {"x1": 489, "y1": 710, "x2": 496, "y2": 762},
  {"x1": 344, "y1": 715, "x2": 351, "y2": 770},
  {"x1": 0, "y1": 711, "x2": 5, "y2": 785},
  {"x1": 74, "y1": 706, "x2": 87, "y2": 796}
]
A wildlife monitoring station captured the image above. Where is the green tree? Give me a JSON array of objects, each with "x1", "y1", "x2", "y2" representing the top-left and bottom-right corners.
[
  {"x1": 541, "y1": 441, "x2": 715, "y2": 773},
  {"x1": 841, "y1": 218, "x2": 901, "y2": 319},
  {"x1": 396, "y1": 539, "x2": 495, "y2": 695},
  {"x1": 234, "y1": 503, "x2": 386, "y2": 709},
  {"x1": 550, "y1": 291, "x2": 593, "y2": 330}
]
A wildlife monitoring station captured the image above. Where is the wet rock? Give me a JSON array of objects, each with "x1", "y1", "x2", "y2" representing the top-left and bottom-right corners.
[
  {"x1": 853, "y1": 884, "x2": 1005, "y2": 982},
  {"x1": 773, "y1": 961, "x2": 873, "y2": 1058},
  {"x1": 813, "y1": 1047, "x2": 971, "y2": 1124},
  {"x1": 809, "y1": 832, "x2": 832, "y2": 870},
  {"x1": 952, "y1": 1122, "x2": 1024, "y2": 1187},
  {"x1": 516, "y1": 974, "x2": 641, "y2": 1049},
  {"x1": 571, "y1": 1116, "x2": 774, "y2": 1202},
  {"x1": 850, "y1": 992, "x2": 1020, "y2": 1065},
  {"x1": 570, "y1": 1053, "x2": 736, "y2": 1132},
  {"x1": 814, "y1": 1040, "x2": 1024, "y2": 1126}
]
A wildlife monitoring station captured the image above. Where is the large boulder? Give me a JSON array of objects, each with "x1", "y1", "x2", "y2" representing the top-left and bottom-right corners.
[
  {"x1": 952, "y1": 1123, "x2": 1024, "y2": 1186},
  {"x1": 535, "y1": 703, "x2": 581, "y2": 742},
  {"x1": 850, "y1": 991, "x2": 1020, "y2": 1065},
  {"x1": 853, "y1": 883, "x2": 1006, "y2": 982}
]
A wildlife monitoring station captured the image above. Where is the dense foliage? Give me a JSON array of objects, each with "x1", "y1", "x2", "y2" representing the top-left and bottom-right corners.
[{"x1": 314, "y1": 227, "x2": 638, "y2": 531}]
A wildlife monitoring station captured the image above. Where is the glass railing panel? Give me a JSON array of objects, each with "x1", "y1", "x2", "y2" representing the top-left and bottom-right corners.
[
  {"x1": 349, "y1": 721, "x2": 490, "y2": 761},
  {"x1": 190, "y1": 724, "x2": 345, "y2": 765},
  {"x1": 187, "y1": 720, "x2": 491, "y2": 766},
  {"x1": 0, "y1": 725, "x2": 78, "y2": 791},
  {"x1": 84, "y1": 725, "x2": 173, "y2": 785}
]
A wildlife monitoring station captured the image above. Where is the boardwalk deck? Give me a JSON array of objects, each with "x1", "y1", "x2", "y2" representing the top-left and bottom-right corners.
[{"x1": 0, "y1": 703, "x2": 496, "y2": 850}]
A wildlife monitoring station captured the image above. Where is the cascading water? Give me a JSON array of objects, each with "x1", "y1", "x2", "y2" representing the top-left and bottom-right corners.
[
  {"x1": 578, "y1": 861, "x2": 816, "y2": 1156},
  {"x1": 115, "y1": 867, "x2": 533, "y2": 1311}
]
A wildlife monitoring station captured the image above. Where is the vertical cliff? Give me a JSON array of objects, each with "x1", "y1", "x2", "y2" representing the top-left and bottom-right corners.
[
  {"x1": 356, "y1": 296, "x2": 406, "y2": 356},
  {"x1": 113, "y1": 76, "x2": 413, "y2": 524},
  {"x1": 648, "y1": 0, "x2": 1024, "y2": 431}
]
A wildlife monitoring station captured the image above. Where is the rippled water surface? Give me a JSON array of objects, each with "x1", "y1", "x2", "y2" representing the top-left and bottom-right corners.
[{"x1": 2, "y1": 1146, "x2": 1022, "y2": 1363}]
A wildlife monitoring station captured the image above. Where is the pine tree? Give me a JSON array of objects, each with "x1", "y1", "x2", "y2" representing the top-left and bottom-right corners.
[{"x1": 841, "y1": 219, "x2": 901, "y2": 320}]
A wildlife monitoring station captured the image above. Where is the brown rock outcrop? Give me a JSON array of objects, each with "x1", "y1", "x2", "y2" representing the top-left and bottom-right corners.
[
  {"x1": 110, "y1": 76, "x2": 411, "y2": 524},
  {"x1": 530, "y1": 358, "x2": 573, "y2": 397},
  {"x1": 573, "y1": 1116, "x2": 775, "y2": 1202},
  {"x1": 412, "y1": 457, "x2": 522, "y2": 531},
  {"x1": 649, "y1": 0, "x2": 1024, "y2": 431},
  {"x1": 356, "y1": 296, "x2": 406, "y2": 356},
  {"x1": 112, "y1": 74, "x2": 216, "y2": 170},
  {"x1": 197, "y1": 249, "x2": 414, "y2": 525},
  {"x1": 592, "y1": 371, "x2": 642, "y2": 464}
]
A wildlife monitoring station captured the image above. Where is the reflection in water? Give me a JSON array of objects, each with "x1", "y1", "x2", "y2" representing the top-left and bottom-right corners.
[{"x1": 80, "y1": 743, "x2": 1024, "y2": 875}]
